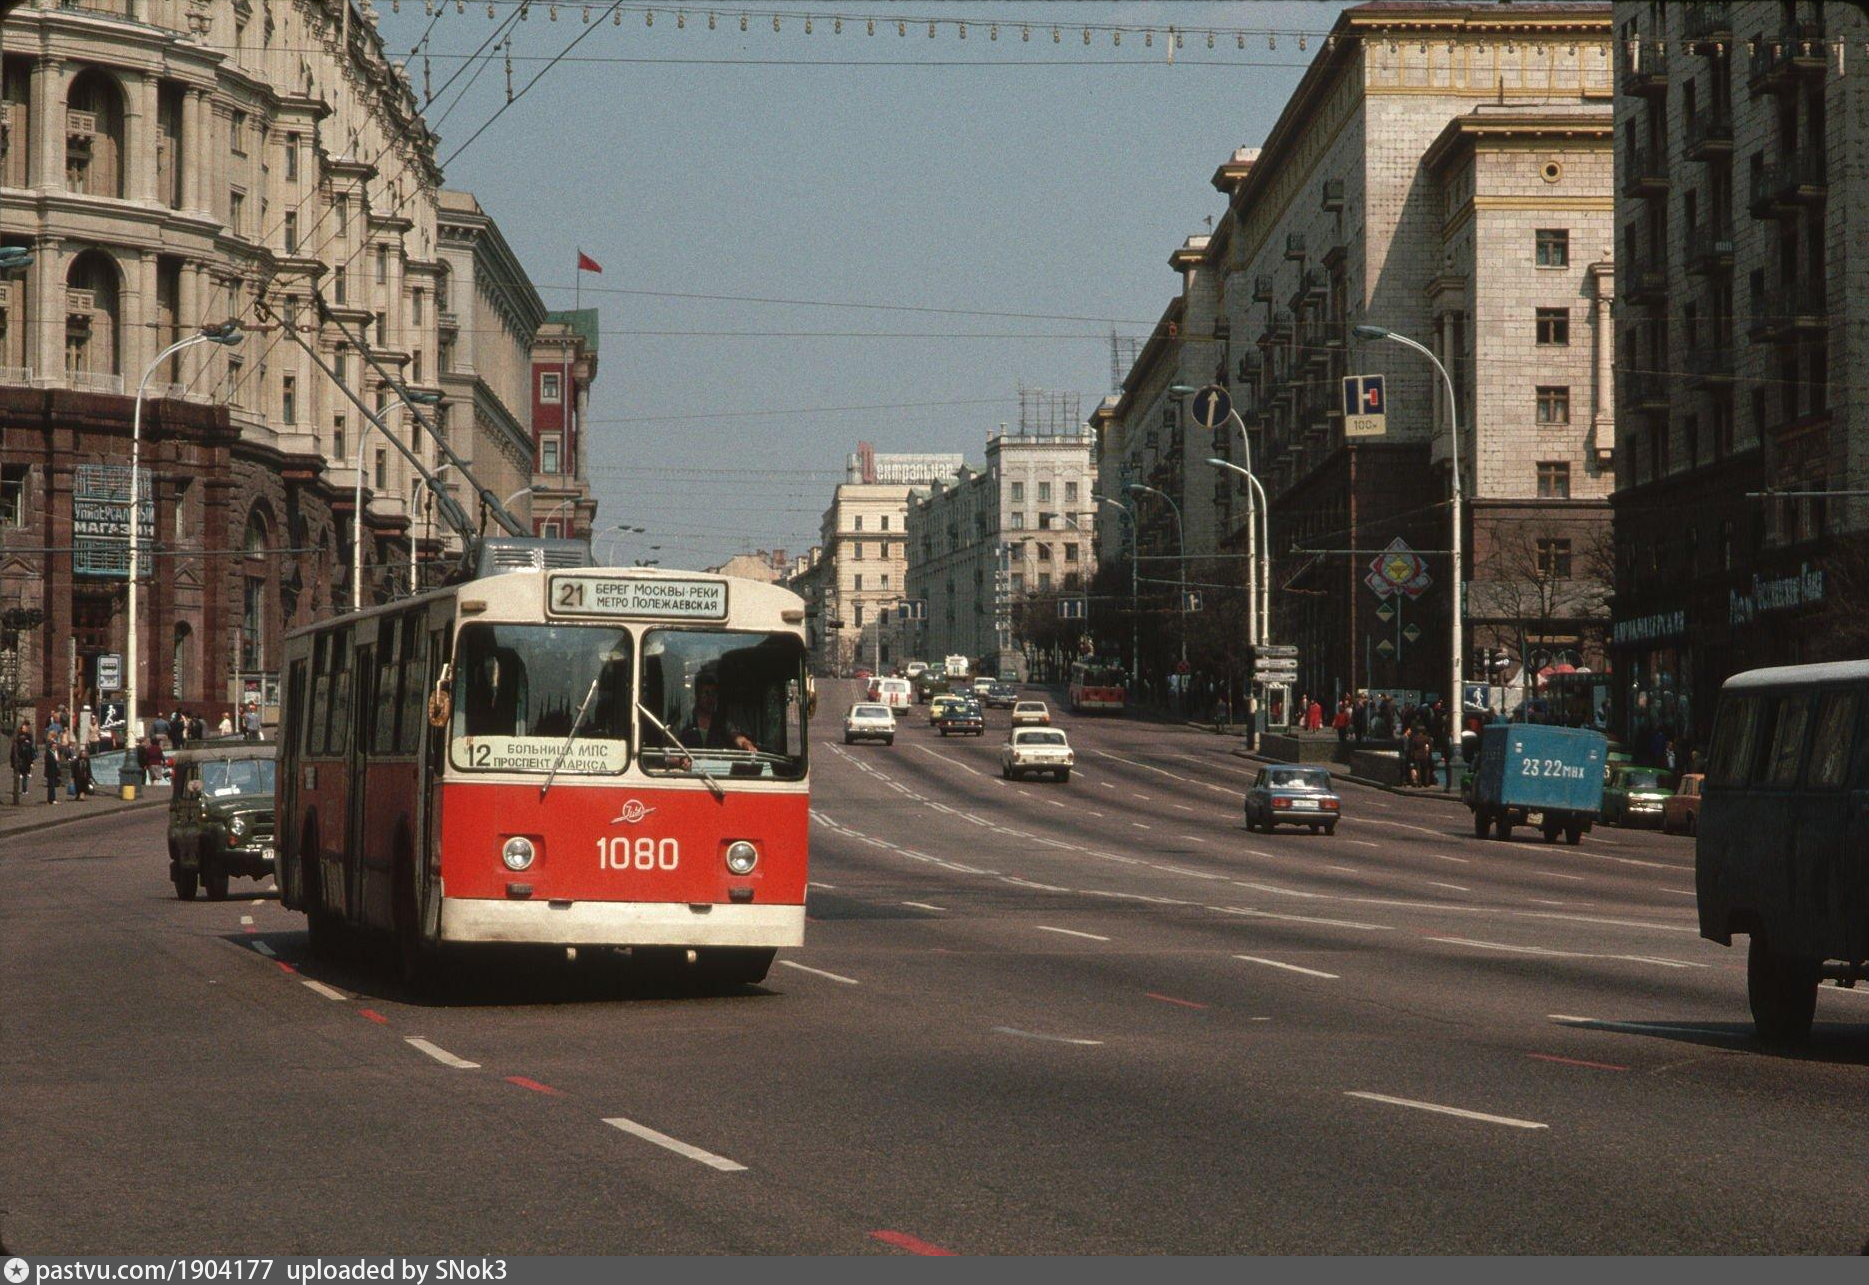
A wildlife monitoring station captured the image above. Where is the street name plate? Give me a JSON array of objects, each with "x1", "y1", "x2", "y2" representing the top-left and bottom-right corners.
[{"x1": 548, "y1": 573, "x2": 728, "y2": 621}]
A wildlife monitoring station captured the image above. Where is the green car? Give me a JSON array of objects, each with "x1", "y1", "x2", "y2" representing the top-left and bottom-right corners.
[
  {"x1": 167, "y1": 742, "x2": 277, "y2": 901},
  {"x1": 1600, "y1": 764, "x2": 1674, "y2": 828}
]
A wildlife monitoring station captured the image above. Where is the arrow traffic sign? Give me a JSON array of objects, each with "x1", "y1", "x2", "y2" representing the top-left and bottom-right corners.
[
  {"x1": 1252, "y1": 644, "x2": 1299, "y2": 660},
  {"x1": 1189, "y1": 384, "x2": 1232, "y2": 430}
]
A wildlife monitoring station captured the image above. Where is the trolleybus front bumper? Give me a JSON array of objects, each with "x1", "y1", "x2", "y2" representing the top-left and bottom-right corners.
[{"x1": 438, "y1": 897, "x2": 806, "y2": 948}]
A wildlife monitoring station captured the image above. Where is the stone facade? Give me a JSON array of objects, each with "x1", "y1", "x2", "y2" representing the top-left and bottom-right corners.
[
  {"x1": 528, "y1": 308, "x2": 598, "y2": 540},
  {"x1": 1609, "y1": 1, "x2": 1868, "y2": 754},
  {"x1": 814, "y1": 482, "x2": 921, "y2": 675}
]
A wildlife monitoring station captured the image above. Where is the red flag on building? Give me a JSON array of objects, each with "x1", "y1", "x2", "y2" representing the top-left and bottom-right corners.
[{"x1": 576, "y1": 251, "x2": 603, "y2": 274}]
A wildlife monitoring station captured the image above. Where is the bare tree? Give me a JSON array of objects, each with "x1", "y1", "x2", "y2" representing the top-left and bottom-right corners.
[{"x1": 1469, "y1": 519, "x2": 1612, "y2": 700}]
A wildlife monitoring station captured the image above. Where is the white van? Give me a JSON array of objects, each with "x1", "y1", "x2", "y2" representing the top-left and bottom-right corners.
[{"x1": 875, "y1": 677, "x2": 913, "y2": 709}]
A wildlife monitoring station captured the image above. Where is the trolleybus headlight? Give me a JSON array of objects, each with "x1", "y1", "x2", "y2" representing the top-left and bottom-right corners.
[
  {"x1": 501, "y1": 836, "x2": 536, "y2": 871},
  {"x1": 725, "y1": 841, "x2": 759, "y2": 875}
]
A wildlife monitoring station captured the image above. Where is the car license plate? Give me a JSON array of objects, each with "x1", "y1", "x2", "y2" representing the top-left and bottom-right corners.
[
  {"x1": 262, "y1": 847, "x2": 275, "y2": 863},
  {"x1": 1290, "y1": 800, "x2": 1317, "y2": 811}
]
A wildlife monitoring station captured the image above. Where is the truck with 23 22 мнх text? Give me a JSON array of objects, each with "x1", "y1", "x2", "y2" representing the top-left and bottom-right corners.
[{"x1": 1468, "y1": 723, "x2": 1607, "y2": 845}]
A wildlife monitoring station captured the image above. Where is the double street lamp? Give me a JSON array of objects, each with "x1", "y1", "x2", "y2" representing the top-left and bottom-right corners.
[
  {"x1": 1096, "y1": 495, "x2": 1139, "y2": 689},
  {"x1": 1126, "y1": 482, "x2": 1186, "y2": 666},
  {"x1": 1170, "y1": 384, "x2": 1270, "y2": 650},
  {"x1": 127, "y1": 321, "x2": 242, "y2": 749},
  {"x1": 1355, "y1": 321, "x2": 1464, "y2": 783},
  {"x1": 353, "y1": 390, "x2": 440, "y2": 611}
]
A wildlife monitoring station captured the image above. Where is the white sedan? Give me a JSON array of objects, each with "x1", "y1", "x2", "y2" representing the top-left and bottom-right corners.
[
  {"x1": 843, "y1": 702, "x2": 896, "y2": 745},
  {"x1": 1001, "y1": 728, "x2": 1073, "y2": 782},
  {"x1": 1010, "y1": 700, "x2": 1052, "y2": 727}
]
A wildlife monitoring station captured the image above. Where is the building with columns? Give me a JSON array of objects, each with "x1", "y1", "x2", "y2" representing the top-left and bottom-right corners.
[
  {"x1": 1100, "y1": 2, "x2": 1616, "y2": 708},
  {"x1": 528, "y1": 308, "x2": 598, "y2": 539},
  {"x1": 0, "y1": 0, "x2": 566, "y2": 728}
]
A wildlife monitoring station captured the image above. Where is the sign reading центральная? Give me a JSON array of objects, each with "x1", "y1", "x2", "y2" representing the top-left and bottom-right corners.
[{"x1": 548, "y1": 574, "x2": 728, "y2": 621}]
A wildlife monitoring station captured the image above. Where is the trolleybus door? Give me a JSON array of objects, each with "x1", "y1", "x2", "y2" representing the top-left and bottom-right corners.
[
  {"x1": 416, "y1": 619, "x2": 450, "y2": 941},
  {"x1": 346, "y1": 634, "x2": 376, "y2": 921}
]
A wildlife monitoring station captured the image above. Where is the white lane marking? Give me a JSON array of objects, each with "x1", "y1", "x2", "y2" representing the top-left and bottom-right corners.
[
  {"x1": 1218, "y1": 906, "x2": 1390, "y2": 931},
  {"x1": 1131, "y1": 821, "x2": 1152, "y2": 830},
  {"x1": 1131, "y1": 793, "x2": 1153, "y2": 801},
  {"x1": 603, "y1": 1116, "x2": 748, "y2": 1172},
  {"x1": 1095, "y1": 749, "x2": 1244, "y2": 798},
  {"x1": 1345, "y1": 1092, "x2": 1547, "y2": 1131},
  {"x1": 1822, "y1": 983, "x2": 1869, "y2": 998},
  {"x1": 248, "y1": 899, "x2": 263, "y2": 906},
  {"x1": 1347, "y1": 816, "x2": 1449, "y2": 840},
  {"x1": 1234, "y1": 954, "x2": 1339, "y2": 979},
  {"x1": 1347, "y1": 840, "x2": 1381, "y2": 849},
  {"x1": 1427, "y1": 881, "x2": 1469, "y2": 893},
  {"x1": 1180, "y1": 834, "x2": 1208, "y2": 844},
  {"x1": 1528, "y1": 898, "x2": 1568, "y2": 906},
  {"x1": 1045, "y1": 798, "x2": 1069, "y2": 808},
  {"x1": 902, "y1": 901, "x2": 945, "y2": 912},
  {"x1": 1536, "y1": 871, "x2": 1588, "y2": 882},
  {"x1": 239, "y1": 915, "x2": 254, "y2": 925},
  {"x1": 1087, "y1": 810, "x2": 1106, "y2": 818},
  {"x1": 1661, "y1": 888, "x2": 1697, "y2": 896},
  {"x1": 1549, "y1": 1013, "x2": 1740, "y2": 1040},
  {"x1": 993, "y1": 1026, "x2": 1103, "y2": 1046},
  {"x1": 1172, "y1": 803, "x2": 1197, "y2": 813},
  {"x1": 1517, "y1": 910, "x2": 1695, "y2": 933},
  {"x1": 1100, "y1": 782, "x2": 1116, "y2": 790},
  {"x1": 914, "y1": 745, "x2": 983, "y2": 776},
  {"x1": 1429, "y1": 853, "x2": 1471, "y2": 865},
  {"x1": 778, "y1": 960, "x2": 860, "y2": 985},
  {"x1": 404, "y1": 1037, "x2": 480, "y2": 1069},
  {"x1": 301, "y1": 979, "x2": 348, "y2": 1001},
  {"x1": 250, "y1": 940, "x2": 276, "y2": 957},
  {"x1": 1036, "y1": 925, "x2": 1111, "y2": 942},
  {"x1": 807, "y1": 880, "x2": 837, "y2": 890},
  {"x1": 1433, "y1": 939, "x2": 1706, "y2": 969},
  {"x1": 1326, "y1": 865, "x2": 1357, "y2": 873}
]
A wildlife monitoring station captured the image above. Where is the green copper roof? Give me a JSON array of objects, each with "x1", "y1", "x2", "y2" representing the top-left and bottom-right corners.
[{"x1": 544, "y1": 307, "x2": 599, "y2": 354}]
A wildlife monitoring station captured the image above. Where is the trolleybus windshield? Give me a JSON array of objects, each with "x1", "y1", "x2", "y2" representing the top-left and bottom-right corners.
[
  {"x1": 638, "y1": 628, "x2": 807, "y2": 780},
  {"x1": 450, "y1": 623, "x2": 634, "y2": 774}
]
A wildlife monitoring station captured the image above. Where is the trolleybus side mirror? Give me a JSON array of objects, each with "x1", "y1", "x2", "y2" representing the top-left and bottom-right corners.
[
  {"x1": 428, "y1": 662, "x2": 454, "y2": 728},
  {"x1": 806, "y1": 677, "x2": 818, "y2": 719}
]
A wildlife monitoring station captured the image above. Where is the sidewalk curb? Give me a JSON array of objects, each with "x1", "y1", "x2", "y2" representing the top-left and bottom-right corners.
[
  {"x1": 1228, "y1": 746, "x2": 1470, "y2": 809},
  {"x1": 0, "y1": 795, "x2": 168, "y2": 841}
]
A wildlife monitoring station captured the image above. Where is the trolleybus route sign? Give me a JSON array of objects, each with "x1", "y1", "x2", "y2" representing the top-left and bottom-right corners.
[{"x1": 548, "y1": 573, "x2": 728, "y2": 621}]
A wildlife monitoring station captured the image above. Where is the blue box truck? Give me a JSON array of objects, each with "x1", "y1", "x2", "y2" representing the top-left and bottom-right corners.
[{"x1": 1469, "y1": 724, "x2": 1608, "y2": 844}]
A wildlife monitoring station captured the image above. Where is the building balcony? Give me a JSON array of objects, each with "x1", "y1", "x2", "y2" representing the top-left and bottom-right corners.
[
  {"x1": 1749, "y1": 23, "x2": 1827, "y2": 91},
  {"x1": 1684, "y1": 343, "x2": 1736, "y2": 387},
  {"x1": 0, "y1": 365, "x2": 31, "y2": 387},
  {"x1": 1321, "y1": 179, "x2": 1344, "y2": 211},
  {"x1": 1621, "y1": 144, "x2": 1669, "y2": 198},
  {"x1": 1617, "y1": 256, "x2": 1667, "y2": 305},
  {"x1": 1749, "y1": 150, "x2": 1827, "y2": 216},
  {"x1": 1684, "y1": 227, "x2": 1734, "y2": 276},
  {"x1": 1747, "y1": 278, "x2": 1828, "y2": 344},
  {"x1": 1252, "y1": 274, "x2": 1274, "y2": 303},
  {"x1": 1684, "y1": 108, "x2": 1733, "y2": 160},
  {"x1": 1682, "y1": 2, "x2": 1731, "y2": 46},
  {"x1": 1621, "y1": 368, "x2": 1671, "y2": 414},
  {"x1": 1284, "y1": 232, "x2": 1306, "y2": 260},
  {"x1": 69, "y1": 370, "x2": 125, "y2": 395},
  {"x1": 1620, "y1": 45, "x2": 1669, "y2": 97}
]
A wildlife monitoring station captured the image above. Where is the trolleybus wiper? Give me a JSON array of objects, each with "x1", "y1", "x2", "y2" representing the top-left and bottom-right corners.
[
  {"x1": 636, "y1": 706, "x2": 726, "y2": 801},
  {"x1": 540, "y1": 676, "x2": 602, "y2": 800}
]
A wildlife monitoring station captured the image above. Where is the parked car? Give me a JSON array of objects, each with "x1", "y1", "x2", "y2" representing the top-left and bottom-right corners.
[
  {"x1": 1662, "y1": 772, "x2": 1704, "y2": 835},
  {"x1": 1244, "y1": 765, "x2": 1341, "y2": 835},
  {"x1": 843, "y1": 702, "x2": 896, "y2": 746},
  {"x1": 1601, "y1": 765, "x2": 1674, "y2": 827},
  {"x1": 928, "y1": 693, "x2": 969, "y2": 726},
  {"x1": 167, "y1": 743, "x2": 277, "y2": 901},
  {"x1": 984, "y1": 682, "x2": 1019, "y2": 709},
  {"x1": 1010, "y1": 700, "x2": 1052, "y2": 727},
  {"x1": 933, "y1": 699, "x2": 985, "y2": 737},
  {"x1": 1001, "y1": 728, "x2": 1073, "y2": 782}
]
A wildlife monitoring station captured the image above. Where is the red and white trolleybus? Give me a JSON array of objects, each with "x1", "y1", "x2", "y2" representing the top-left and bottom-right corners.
[
  {"x1": 1069, "y1": 660, "x2": 1127, "y2": 714},
  {"x1": 275, "y1": 566, "x2": 811, "y2": 985}
]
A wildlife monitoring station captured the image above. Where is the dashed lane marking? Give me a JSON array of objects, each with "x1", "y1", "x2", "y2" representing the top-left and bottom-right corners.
[
  {"x1": 604, "y1": 1116, "x2": 748, "y2": 1172},
  {"x1": 1427, "y1": 882, "x2": 1470, "y2": 893},
  {"x1": 239, "y1": 915, "x2": 254, "y2": 925},
  {"x1": 358, "y1": 1009, "x2": 389, "y2": 1025},
  {"x1": 779, "y1": 960, "x2": 860, "y2": 985},
  {"x1": 1345, "y1": 1092, "x2": 1547, "y2": 1131},
  {"x1": 807, "y1": 880, "x2": 837, "y2": 890},
  {"x1": 1179, "y1": 835, "x2": 1208, "y2": 844},
  {"x1": 1527, "y1": 1052, "x2": 1628, "y2": 1072},
  {"x1": 1326, "y1": 865, "x2": 1357, "y2": 873},
  {"x1": 1536, "y1": 871, "x2": 1588, "y2": 882},
  {"x1": 1430, "y1": 938, "x2": 1706, "y2": 968},
  {"x1": 301, "y1": 979, "x2": 348, "y2": 1002},
  {"x1": 1234, "y1": 954, "x2": 1339, "y2": 979},
  {"x1": 1347, "y1": 840, "x2": 1381, "y2": 849},
  {"x1": 992, "y1": 1026, "x2": 1104, "y2": 1046},
  {"x1": 1131, "y1": 821, "x2": 1152, "y2": 830},
  {"x1": 902, "y1": 901, "x2": 945, "y2": 912},
  {"x1": 914, "y1": 745, "x2": 984, "y2": 777},
  {"x1": 405, "y1": 1037, "x2": 480, "y2": 1069},
  {"x1": 1549, "y1": 1013, "x2": 1741, "y2": 1041},
  {"x1": 250, "y1": 941, "x2": 276, "y2": 957},
  {"x1": 506, "y1": 1076, "x2": 565, "y2": 1095},
  {"x1": 1145, "y1": 992, "x2": 1209, "y2": 1009},
  {"x1": 870, "y1": 1231, "x2": 955, "y2": 1257},
  {"x1": 1036, "y1": 925, "x2": 1111, "y2": 942}
]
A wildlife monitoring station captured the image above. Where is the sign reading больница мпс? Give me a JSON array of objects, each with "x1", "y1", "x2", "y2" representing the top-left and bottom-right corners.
[{"x1": 548, "y1": 574, "x2": 728, "y2": 621}]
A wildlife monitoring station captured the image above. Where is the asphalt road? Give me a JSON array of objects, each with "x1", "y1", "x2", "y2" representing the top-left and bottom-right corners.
[{"x1": 4, "y1": 684, "x2": 1867, "y2": 1254}]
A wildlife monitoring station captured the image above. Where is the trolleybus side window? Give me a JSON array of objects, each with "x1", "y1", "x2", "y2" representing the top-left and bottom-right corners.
[
  {"x1": 397, "y1": 611, "x2": 426, "y2": 754},
  {"x1": 307, "y1": 634, "x2": 330, "y2": 754},
  {"x1": 449, "y1": 622, "x2": 633, "y2": 774},
  {"x1": 1805, "y1": 691, "x2": 1858, "y2": 790},
  {"x1": 1763, "y1": 693, "x2": 1812, "y2": 787},
  {"x1": 637, "y1": 628, "x2": 806, "y2": 780},
  {"x1": 325, "y1": 629, "x2": 353, "y2": 757},
  {"x1": 1707, "y1": 695, "x2": 1761, "y2": 787},
  {"x1": 371, "y1": 617, "x2": 400, "y2": 754}
]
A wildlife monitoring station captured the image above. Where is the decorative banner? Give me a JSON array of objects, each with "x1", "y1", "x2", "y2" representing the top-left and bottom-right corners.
[
  {"x1": 1402, "y1": 623, "x2": 1421, "y2": 643},
  {"x1": 1369, "y1": 537, "x2": 1432, "y2": 600}
]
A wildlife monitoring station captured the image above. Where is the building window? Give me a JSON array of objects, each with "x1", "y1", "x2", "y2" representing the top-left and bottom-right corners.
[
  {"x1": 853, "y1": 575, "x2": 863, "y2": 591},
  {"x1": 284, "y1": 132, "x2": 299, "y2": 181},
  {"x1": 374, "y1": 312, "x2": 386, "y2": 347},
  {"x1": 1038, "y1": 481, "x2": 1052, "y2": 503},
  {"x1": 1535, "y1": 308, "x2": 1570, "y2": 345},
  {"x1": 853, "y1": 543, "x2": 864, "y2": 560},
  {"x1": 1010, "y1": 572, "x2": 1024, "y2": 594},
  {"x1": 1536, "y1": 461, "x2": 1570, "y2": 498},
  {"x1": 333, "y1": 267, "x2": 347, "y2": 305},
  {"x1": 1536, "y1": 539, "x2": 1573, "y2": 579},
  {"x1": 333, "y1": 416, "x2": 346, "y2": 463},
  {"x1": 1065, "y1": 481, "x2": 1079, "y2": 503},
  {"x1": 336, "y1": 196, "x2": 348, "y2": 236},
  {"x1": 1535, "y1": 228, "x2": 1569, "y2": 267},
  {"x1": 1038, "y1": 571, "x2": 1052, "y2": 591},
  {"x1": 241, "y1": 578, "x2": 264, "y2": 670},
  {"x1": 1064, "y1": 543, "x2": 1079, "y2": 562},
  {"x1": 374, "y1": 448, "x2": 387, "y2": 491},
  {"x1": 1007, "y1": 512, "x2": 1024, "y2": 529},
  {"x1": 541, "y1": 435, "x2": 561, "y2": 474},
  {"x1": 412, "y1": 290, "x2": 424, "y2": 324},
  {"x1": 230, "y1": 110, "x2": 247, "y2": 156},
  {"x1": 283, "y1": 212, "x2": 298, "y2": 253},
  {"x1": 1535, "y1": 386, "x2": 1571, "y2": 425},
  {"x1": 880, "y1": 515, "x2": 890, "y2": 531},
  {"x1": 854, "y1": 604, "x2": 864, "y2": 628},
  {"x1": 1010, "y1": 481, "x2": 1024, "y2": 503},
  {"x1": 281, "y1": 375, "x2": 296, "y2": 424},
  {"x1": 229, "y1": 189, "x2": 245, "y2": 235},
  {"x1": 854, "y1": 515, "x2": 863, "y2": 531},
  {"x1": 0, "y1": 465, "x2": 26, "y2": 527},
  {"x1": 880, "y1": 574, "x2": 888, "y2": 589},
  {"x1": 375, "y1": 246, "x2": 388, "y2": 285},
  {"x1": 1036, "y1": 543, "x2": 1052, "y2": 561}
]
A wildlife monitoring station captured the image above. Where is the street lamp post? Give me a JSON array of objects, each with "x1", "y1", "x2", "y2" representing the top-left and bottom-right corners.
[
  {"x1": 1097, "y1": 496, "x2": 1137, "y2": 690},
  {"x1": 353, "y1": 391, "x2": 439, "y2": 612},
  {"x1": 594, "y1": 523, "x2": 645, "y2": 564},
  {"x1": 1206, "y1": 457, "x2": 1274, "y2": 747},
  {"x1": 1127, "y1": 483, "x2": 1186, "y2": 669},
  {"x1": 127, "y1": 322, "x2": 241, "y2": 759},
  {"x1": 414, "y1": 461, "x2": 456, "y2": 593},
  {"x1": 1355, "y1": 322, "x2": 1463, "y2": 788}
]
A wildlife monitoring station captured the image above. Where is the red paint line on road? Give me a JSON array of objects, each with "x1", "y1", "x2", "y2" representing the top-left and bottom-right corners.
[
  {"x1": 276, "y1": 961, "x2": 298, "y2": 974},
  {"x1": 1145, "y1": 992, "x2": 1209, "y2": 1009},
  {"x1": 244, "y1": 924, "x2": 257, "y2": 934},
  {"x1": 358, "y1": 1009, "x2": 390, "y2": 1025},
  {"x1": 505, "y1": 1076, "x2": 565, "y2": 1096},
  {"x1": 1528, "y1": 1052, "x2": 1629, "y2": 1072},
  {"x1": 870, "y1": 1230, "x2": 954, "y2": 1256}
]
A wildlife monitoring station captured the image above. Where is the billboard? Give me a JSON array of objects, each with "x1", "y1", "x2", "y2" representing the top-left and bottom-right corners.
[{"x1": 73, "y1": 464, "x2": 155, "y2": 580}]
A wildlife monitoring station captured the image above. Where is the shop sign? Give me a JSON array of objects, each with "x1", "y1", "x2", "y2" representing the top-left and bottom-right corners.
[
  {"x1": 1729, "y1": 563, "x2": 1825, "y2": 628},
  {"x1": 1612, "y1": 609, "x2": 1686, "y2": 647}
]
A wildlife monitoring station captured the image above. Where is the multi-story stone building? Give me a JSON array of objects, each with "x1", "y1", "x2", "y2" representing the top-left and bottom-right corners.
[
  {"x1": 528, "y1": 308, "x2": 598, "y2": 539},
  {"x1": 907, "y1": 426, "x2": 1097, "y2": 678},
  {"x1": 1608, "y1": 1, "x2": 1865, "y2": 755},
  {"x1": 1102, "y1": 2, "x2": 1616, "y2": 708},
  {"x1": 0, "y1": 0, "x2": 563, "y2": 725},
  {"x1": 813, "y1": 482, "x2": 919, "y2": 676}
]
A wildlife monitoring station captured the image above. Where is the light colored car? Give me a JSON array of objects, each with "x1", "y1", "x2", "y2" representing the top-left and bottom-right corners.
[
  {"x1": 844, "y1": 702, "x2": 896, "y2": 745},
  {"x1": 928, "y1": 693, "x2": 968, "y2": 726},
  {"x1": 904, "y1": 661, "x2": 928, "y2": 679},
  {"x1": 1002, "y1": 728, "x2": 1073, "y2": 781},
  {"x1": 1010, "y1": 700, "x2": 1051, "y2": 727},
  {"x1": 874, "y1": 677, "x2": 913, "y2": 709},
  {"x1": 971, "y1": 677, "x2": 995, "y2": 699},
  {"x1": 1244, "y1": 764, "x2": 1342, "y2": 835}
]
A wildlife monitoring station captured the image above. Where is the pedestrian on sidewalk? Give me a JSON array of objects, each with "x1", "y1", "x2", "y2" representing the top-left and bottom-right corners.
[
  {"x1": 1332, "y1": 698, "x2": 1351, "y2": 746},
  {"x1": 217, "y1": 710, "x2": 234, "y2": 738},
  {"x1": 1304, "y1": 696, "x2": 1324, "y2": 732},
  {"x1": 72, "y1": 749, "x2": 93, "y2": 800},
  {"x1": 243, "y1": 704, "x2": 262, "y2": 742},
  {"x1": 1352, "y1": 695, "x2": 1369, "y2": 744},
  {"x1": 11, "y1": 721, "x2": 35, "y2": 802},
  {"x1": 43, "y1": 740, "x2": 61, "y2": 804}
]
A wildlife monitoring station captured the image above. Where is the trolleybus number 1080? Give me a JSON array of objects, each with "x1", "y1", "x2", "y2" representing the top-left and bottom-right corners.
[{"x1": 598, "y1": 836, "x2": 680, "y2": 871}]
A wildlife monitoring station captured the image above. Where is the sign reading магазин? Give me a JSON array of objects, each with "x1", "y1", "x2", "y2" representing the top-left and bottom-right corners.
[{"x1": 548, "y1": 574, "x2": 728, "y2": 621}]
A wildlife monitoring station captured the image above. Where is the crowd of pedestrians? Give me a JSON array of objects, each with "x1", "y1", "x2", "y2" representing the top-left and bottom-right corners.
[{"x1": 7, "y1": 700, "x2": 264, "y2": 806}]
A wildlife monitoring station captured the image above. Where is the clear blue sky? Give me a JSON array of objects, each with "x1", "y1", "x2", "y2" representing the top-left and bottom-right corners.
[{"x1": 377, "y1": 1, "x2": 1353, "y2": 568}]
